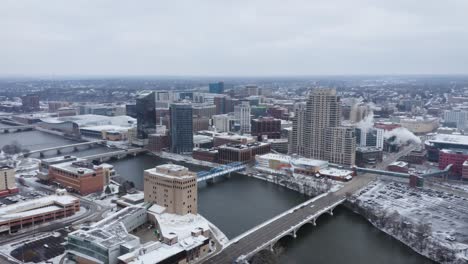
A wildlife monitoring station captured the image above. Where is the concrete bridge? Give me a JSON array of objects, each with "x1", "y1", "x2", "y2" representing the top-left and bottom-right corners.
[
  {"x1": 82, "y1": 148, "x2": 147, "y2": 162},
  {"x1": 197, "y1": 162, "x2": 246, "y2": 183},
  {"x1": 0, "y1": 125, "x2": 36, "y2": 133},
  {"x1": 24, "y1": 140, "x2": 106, "y2": 157},
  {"x1": 354, "y1": 164, "x2": 452, "y2": 179},
  {"x1": 204, "y1": 174, "x2": 374, "y2": 264}
]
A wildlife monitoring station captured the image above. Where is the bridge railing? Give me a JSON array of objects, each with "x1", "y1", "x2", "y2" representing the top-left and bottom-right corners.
[{"x1": 236, "y1": 197, "x2": 346, "y2": 263}]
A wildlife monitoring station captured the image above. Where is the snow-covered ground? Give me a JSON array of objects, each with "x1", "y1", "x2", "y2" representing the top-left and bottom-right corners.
[
  {"x1": 251, "y1": 170, "x2": 344, "y2": 197},
  {"x1": 351, "y1": 180, "x2": 468, "y2": 264},
  {"x1": 433, "y1": 181, "x2": 468, "y2": 193}
]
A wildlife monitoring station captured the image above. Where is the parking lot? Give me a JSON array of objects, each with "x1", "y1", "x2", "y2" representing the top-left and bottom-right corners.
[
  {"x1": 357, "y1": 181, "x2": 468, "y2": 244},
  {"x1": 0, "y1": 184, "x2": 50, "y2": 207},
  {"x1": 10, "y1": 230, "x2": 68, "y2": 263}
]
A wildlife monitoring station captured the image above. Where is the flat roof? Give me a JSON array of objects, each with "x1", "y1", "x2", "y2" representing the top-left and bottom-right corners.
[
  {"x1": 429, "y1": 134, "x2": 468, "y2": 147},
  {"x1": 51, "y1": 161, "x2": 96, "y2": 175},
  {"x1": 440, "y1": 148, "x2": 468, "y2": 155},
  {"x1": 145, "y1": 164, "x2": 196, "y2": 180},
  {"x1": 320, "y1": 168, "x2": 353, "y2": 177},
  {"x1": 0, "y1": 194, "x2": 78, "y2": 222},
  {"x1": 389, "y1": 161, "x2": 408, "y2": 167},
  {"x1": 70, "y1": 206, "x2": 144, "y2": 249}
]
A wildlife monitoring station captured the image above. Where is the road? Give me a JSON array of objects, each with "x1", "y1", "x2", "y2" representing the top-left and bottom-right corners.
[
  {"x1": 378, "y1": 144, "x2": 418, "y2": 169},
  {"x1": 0, "y1": 180, "x2": 105, "y2": 247},
  {"x1": 203, "y1": 174, "x2": 375, "y2": 264},
  {"x1": 204, "y1": 145, "x2": 419, "y2": 263}
]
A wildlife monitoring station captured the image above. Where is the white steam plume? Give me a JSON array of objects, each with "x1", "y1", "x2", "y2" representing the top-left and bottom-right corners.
[{"x1": 384, "y1": 127, "x2": 421, "y2": 145}]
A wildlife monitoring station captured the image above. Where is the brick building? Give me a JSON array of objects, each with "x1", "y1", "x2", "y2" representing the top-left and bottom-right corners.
[
  {"x1": 0, "y1": 190, "x2": 79, "y2": 234},
  {"x1": 148, "y1": 133, "x2": 170, "y2": 152},
  {"x1": 387, "y1": 161, "x2": 409, "y2": 173},
  {"x1": 438, "y1": 148, "x2": 468, "y2": 177},
  {"x1": 48, "y1": 161, "x2": 105, "y2": 195},
  {"x1": 217, "y1": 142, "x2": 270, "y2": 164},
  {"x1": 355, "y1": 147, "x2": 383, "y2": 167},
  {"x1": 251, "y1": 117, "x2": 281, "y2": 141},
  {"x1": 192, "y1": 148, "x2": 219, "y2": 162}
]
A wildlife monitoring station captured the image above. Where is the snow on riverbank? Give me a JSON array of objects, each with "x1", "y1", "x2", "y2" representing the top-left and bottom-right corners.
[
  {"x1": 251, "y1": 171, "x2": 343, "y2": 197},
  {"x1": 349, "y1": 180, "x2": 468, "y2": 264}
]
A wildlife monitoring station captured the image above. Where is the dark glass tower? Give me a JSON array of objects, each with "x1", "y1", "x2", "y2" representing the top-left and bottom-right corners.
[
  {"x1": 209, "y1": 81, "x2": 224, "y2": 94},
  {"x1": 170, "y1": 103, "x2": 193, "y2": 154},
  {"x1": 136, "y1": 91, "x2": 156, "y2": 139}
]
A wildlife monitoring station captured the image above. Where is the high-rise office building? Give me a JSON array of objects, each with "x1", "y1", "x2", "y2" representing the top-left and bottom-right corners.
[
  {"x1": 356, "y1": 127, "x2": 384, "y2": 149},
  {"x1": 325, "y1": 127, "x2": 356, "y2": 166},
  {"x1": 289, "y1": 102, "x2": 306, "y2": 154},
  {"x1": 21, "y1": 94, "x2": 40, "y2": 112},
  {"x1": 304, "y1": 89, "x2": 341, "y2": 159},
  {"x1": 170, "y1": 103, "x2": 193, "y2": 154},
  {"x1": 290, "y1": 89, "x2": 356, "y2": 166},
  {"x1": 144, "y1": 164, "x2": 198, "y2": 215},
  {"x1": 136, "y1": 91, "x2": 156, "y2": 139},
  {"x1": 234, "y1": 101, "x2": 251, "y2": 134},
  {"x1": 209, "y1": 82, "x2": 224, "y2": 94},
  {"x1": 246, "y1": 85, "x2": 259, "y2": 96},
  {"x1": 444, "y1": 109, "x2": 468, "y2": 130}
]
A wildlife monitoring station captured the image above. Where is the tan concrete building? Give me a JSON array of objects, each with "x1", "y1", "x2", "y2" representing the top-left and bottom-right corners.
[
  {"x1": 144, "y1": 164, "x2": 198, "y2": 215},
  {"x1": 0, "y1": 166, "x2": 17, "y2": 197},
  {"x1": 325, "y1": 127, "x2": 356, "y2": 166},
  {"x1": 290, "y1": 88, "x2": 356, "y2": 166}
]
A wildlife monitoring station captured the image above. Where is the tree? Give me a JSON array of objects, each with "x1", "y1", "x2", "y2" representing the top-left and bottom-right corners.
[
  {"x1": 2, "y1": 141, "x2": 23, "y2": 155},
  {"x1": 251, "y1": 250, "x2": 280, "y2": 264},
  {"x1": 105, "y1": 185, "x2": 112, "y2": 195},
  {"x1": 415, "y1": 221, "x2": 432, "y2": 251},
  {"x1": 118, "y1": 184, "x2": 127, "y2": 196}
]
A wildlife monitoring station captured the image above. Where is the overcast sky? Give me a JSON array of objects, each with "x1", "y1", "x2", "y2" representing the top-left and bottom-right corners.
[{"x1": 1, "y1": 0, "x2": 467, "y2": 77}]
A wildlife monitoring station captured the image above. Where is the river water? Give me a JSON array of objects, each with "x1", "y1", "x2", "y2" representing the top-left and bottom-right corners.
[{"x1": 0, "y1": 130, "x2": 435, "y2": 264}]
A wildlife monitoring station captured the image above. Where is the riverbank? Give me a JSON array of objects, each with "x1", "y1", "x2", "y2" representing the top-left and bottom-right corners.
[
  {"x1": 247, "y1": 170, "x2": 467, "y2": 263},
  {"x1": 248, "y1": 172, "x2": 343, "y2": 198},
  {"x1": 347, "y1": 180, "x2": 468, "y2": 264}
]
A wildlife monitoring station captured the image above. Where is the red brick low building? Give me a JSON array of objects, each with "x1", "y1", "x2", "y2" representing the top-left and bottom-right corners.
[
  {"x1": 192, "y1": 148, "x2": 218, "y2": 162},
  {"x1": 148, "y1": 134, "x2": 170, "y2": 152},
  {"x1": 387, "y1": 161, "x2": 409, "y2": 173},
  {"x1": 217, "y1": 142, "x2": 270, "y2": 164},
  {"x1": 251, "y1": 117, "x2": 281, "y2": 141},
  {"x1": 438, "y1": 148, "x2": 468, "y2": 176},
  {"x1": 49, "y1": 161, "x2": 104, "y2": 195},
  {"x1": 0, "y1": 190, "x2": 79, "y2": 234}
]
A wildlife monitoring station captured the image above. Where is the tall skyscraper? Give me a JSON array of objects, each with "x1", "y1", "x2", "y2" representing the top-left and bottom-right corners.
[
  {"x1": 290, "y1": 88, "x2": 356, "y2": 166},
  {"x1": 136, "y1": 91, "x2": 156, "y2": 139},
  {"x1": 305, "y1": 89, "x2": 341, "y2": 159},
  {"x1": 144, "y1": 164, "x2": 198, "y2": 215},
  {"x1": 289, "y1": 102, "x2": 306, "y2": 154},
  {"x1": 170, "y1": 103, "x2": 193, "y2": 154},
  {"x1": 235, "y1": 101, "x2": 251, "y2": 134},
  {"x1": 209, "y1": 81, "x2": 224, "y2": 94}
]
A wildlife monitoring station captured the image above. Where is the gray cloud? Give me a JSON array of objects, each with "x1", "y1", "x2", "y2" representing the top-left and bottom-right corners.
[{"x1": 1, "y1": 0, "x2": 467, "y2": 76}]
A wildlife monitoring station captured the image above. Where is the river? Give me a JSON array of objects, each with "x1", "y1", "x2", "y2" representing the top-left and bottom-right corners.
[{"x1": 0, "y1": 130, "x2": 435, "y2": 264}]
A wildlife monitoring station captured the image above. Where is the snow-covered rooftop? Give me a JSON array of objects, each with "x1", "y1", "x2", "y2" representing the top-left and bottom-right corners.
[
  {"x1": 148, "y1": 211, "x2": 210, "y2": 242},
  {"x1": 428, "y1": 133, "x2": 468, "y2": 147},
  {"x1": 41, "y1": 114, "x2": 136, "y2": 128},
  {"x1": 0, "y1": 194, "x2": 78, "y2": 222},
  {"x1": 319, "y1": 168, "x2": 353, "y2": 177}
]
